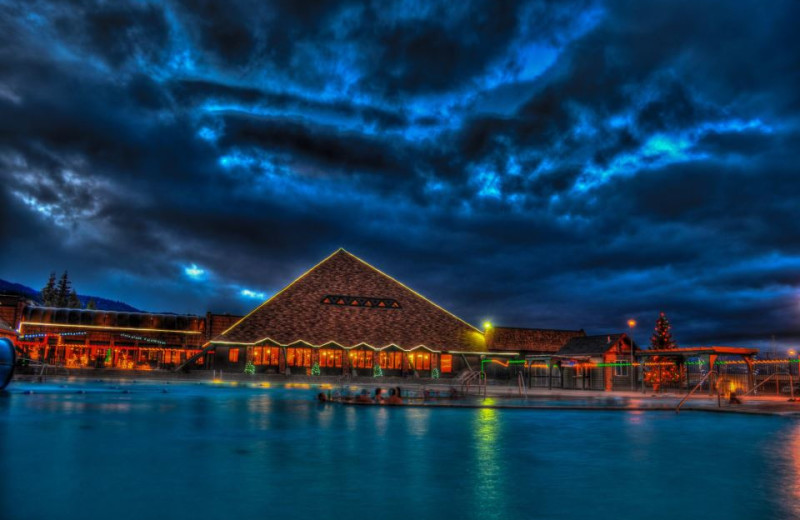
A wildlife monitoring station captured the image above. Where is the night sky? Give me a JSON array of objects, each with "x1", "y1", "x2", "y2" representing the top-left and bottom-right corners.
[{"x1": 1, "y1": 1, "x2": 798, "y2": 349}]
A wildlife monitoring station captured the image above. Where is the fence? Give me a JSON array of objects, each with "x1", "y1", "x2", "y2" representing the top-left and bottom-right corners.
[{"x1": 495, "y1": 358, "x2": 800, "y2": 395}]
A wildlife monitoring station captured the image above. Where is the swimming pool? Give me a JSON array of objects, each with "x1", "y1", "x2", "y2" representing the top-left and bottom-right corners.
[{"x1": 0, "y1": 380, "x2": 797, "y2": 520}]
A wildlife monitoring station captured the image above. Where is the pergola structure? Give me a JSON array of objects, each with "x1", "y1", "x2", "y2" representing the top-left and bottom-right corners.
[{"x1": 636, "y1": 346, "x2": 759, "y2": 394}]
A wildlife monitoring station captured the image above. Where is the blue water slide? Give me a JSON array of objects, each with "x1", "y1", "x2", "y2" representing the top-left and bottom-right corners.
[{"x1": 0, "y1": 337, "x2": 15, "y2": 389}]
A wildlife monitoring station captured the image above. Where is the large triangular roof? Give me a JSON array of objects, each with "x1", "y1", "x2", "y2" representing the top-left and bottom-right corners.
[{"x1": 212, "y1": 249, "x2": 485, "y2": 352}]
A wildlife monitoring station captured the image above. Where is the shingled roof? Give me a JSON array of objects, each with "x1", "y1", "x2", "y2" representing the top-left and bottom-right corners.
[
  {"x1": 558, "y1": 334, "x2": 632, "y2": 356},
  {"x1": 212, "y1": 249, "x2": 485, "y2": 351},
  {"x1": 486, "y1": 326, "x2": 585, "y2": 353}
]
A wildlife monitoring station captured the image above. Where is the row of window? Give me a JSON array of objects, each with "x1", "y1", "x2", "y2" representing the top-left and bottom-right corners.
[{"x1": 226, "y1": 347, "x2": 452, "y2": 373}]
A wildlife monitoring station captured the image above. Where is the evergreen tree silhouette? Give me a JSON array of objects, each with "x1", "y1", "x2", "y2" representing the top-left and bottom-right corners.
[
  {"x1": 68, "y1": 289, "x2": 81, "y2": 308},
  {"x1": 41, "y1": 272, "x2": 57, "y2": 306},
  {"x1": 55, "y1": 271, "x2": 71, "y2": 308}
]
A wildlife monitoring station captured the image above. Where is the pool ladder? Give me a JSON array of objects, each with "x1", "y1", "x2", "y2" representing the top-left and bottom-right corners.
[{"x1": 517, "y1": 372, "x2": 528, "y2": 399}]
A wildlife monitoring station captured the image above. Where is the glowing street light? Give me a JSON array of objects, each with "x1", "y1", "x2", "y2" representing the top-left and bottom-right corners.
[
  {"x1": 483, "y1": 321, "x2": 492, "y2": 331},
  {"x1": 627, "y1": 319, "x2": 637, "y2": 390}
]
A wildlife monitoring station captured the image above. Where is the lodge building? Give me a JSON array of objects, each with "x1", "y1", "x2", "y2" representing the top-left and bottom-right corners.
[
  {"x1": 1, "y1": 293, "x2": 241, "y2": 371},
  {"x1": 3, "y1": 249, "x2": 639, "y2": 385},
  {"x1": 190, "y1": 249, "x2": 490, "y2": 377}
]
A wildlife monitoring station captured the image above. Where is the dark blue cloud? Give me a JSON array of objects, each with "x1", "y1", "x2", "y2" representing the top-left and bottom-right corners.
[{"x1": 1, "y1": 0, "x2": 798, "y2": 349}]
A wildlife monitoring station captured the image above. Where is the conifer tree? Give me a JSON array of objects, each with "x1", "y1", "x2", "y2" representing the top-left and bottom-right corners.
[
  {"x1": 650, "y1": 312, "x2": 677, "y2": 349},
  {"x1": 644, "y1": 311, "x2": 681, "y2": 390},
  {"x1": 68, "y1": 289, "x2": 81, "y2": 308},
  {"x1": 41, "y1": 272, "x2": 57, "y2": 306},
  {"x1": 55, "y1": 271, "x2": 71, "y2": 308},
  {"x1": 86, "y1": 299, "x2": 97, "y2": 310}
]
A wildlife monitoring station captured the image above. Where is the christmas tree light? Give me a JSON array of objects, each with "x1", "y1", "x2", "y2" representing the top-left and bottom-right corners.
[{"x1": 644, "y1": 311, "x2": 681, "y2": 390}]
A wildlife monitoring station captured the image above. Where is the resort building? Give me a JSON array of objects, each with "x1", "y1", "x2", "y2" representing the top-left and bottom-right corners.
[
  {"x1": 551, "y1": 334, "x2": 638, "y2": 391},
  {"x1": 1, "y1": 293, "x2": 241, "y2": 370},
  {"x1": 9, "y1": 249, "x2": 745, "y2": 393},
  {"x1": 188, "y1": 249, "x2": 492, "y2": 377}
]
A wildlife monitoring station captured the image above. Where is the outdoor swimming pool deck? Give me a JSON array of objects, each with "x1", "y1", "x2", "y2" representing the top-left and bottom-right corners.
[{"x1": 2, "y1": 379, "x2": 800, "y2": 520}]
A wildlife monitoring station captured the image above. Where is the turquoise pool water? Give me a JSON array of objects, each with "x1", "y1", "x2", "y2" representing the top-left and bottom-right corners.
[{"x1": 1, "y1": 380, "x2": 798, "y2": 520}]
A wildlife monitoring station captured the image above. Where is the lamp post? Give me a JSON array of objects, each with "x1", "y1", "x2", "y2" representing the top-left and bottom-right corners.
[
  {"x1": 627, "y1": 319, "x2": 637, "y2": 391},
  {"x1": 788, "y1": 349, "x2": 797, "y2": 401}
]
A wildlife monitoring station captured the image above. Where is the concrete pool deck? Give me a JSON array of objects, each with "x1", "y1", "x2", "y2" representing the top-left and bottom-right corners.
[{"x1": 9, "y1": 370, "x2": 800, "y2": 417}]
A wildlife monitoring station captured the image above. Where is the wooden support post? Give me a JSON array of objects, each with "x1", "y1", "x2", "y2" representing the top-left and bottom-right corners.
[
  {"x1": 708, "y1": 354, "x2": 717, "y2": 396},
  {"x1": 548, "y1": 358, "x2": 552, "y2": 390},
  {"x1": 744, "y1": 356, "x2": 754, "y2": 393}
]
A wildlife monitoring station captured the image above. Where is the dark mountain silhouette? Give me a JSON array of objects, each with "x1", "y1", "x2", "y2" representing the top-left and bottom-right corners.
[{"x1": 0, "y1": 278, "x2": 141, "y2": 312}]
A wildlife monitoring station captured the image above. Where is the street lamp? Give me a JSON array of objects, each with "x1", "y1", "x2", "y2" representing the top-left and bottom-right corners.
[{"x1": 628, "y1": 319, "x2": 637, "y2": 390}]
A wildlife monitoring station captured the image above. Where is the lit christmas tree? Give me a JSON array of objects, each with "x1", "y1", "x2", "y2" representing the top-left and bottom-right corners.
[
  {"x1": 373, "y1": 364, "x2": 383, "y2": 377},
  {"x1": 650, "y1": 312, "x2": 677, "y2": 349},
  {"x1": 311, "y1": 362, "x2": 320, "y2": 376},
  {"x1": 244, "y1": 360, "x2": 255, "y2": 375},
  {"x1": 644, "y1": 312, "x2": 681, "y2": 390}
]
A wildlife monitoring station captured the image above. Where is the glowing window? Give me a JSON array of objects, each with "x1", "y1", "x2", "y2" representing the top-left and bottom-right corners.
[
  {"x1": 379, "y1": 351, "x2": 403, "y2": 369},
  {"x1": 409, "y1": 352, "x2": 431, "y2": 370},
  {"x1": 320, "y1": 349, "x2": 343, "y2": 368},
  {"x1": 350, "y1": 350, "x2": 373, "y2": 369},
  {"x1": 287, "y1": 348, "x2": 312, "y2": 367},
  {"x1": 440, "y1": 355, "x2": 453, "y2": 373},
  {"x1": 229, "y1": 348, "x2": 239, "y2": 363},
  {"x1": 253, "y1": 347, "x2": 263, "y2": 365}
]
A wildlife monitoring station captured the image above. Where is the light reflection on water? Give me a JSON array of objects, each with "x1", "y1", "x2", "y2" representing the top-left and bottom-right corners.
[
  {"x1": 0, "y1": 381, "x2": 797, "y2": 520},
  {"x1": 474, "y1": 407, "x2": 507, "y2": 520},
  {"x1": 778, "y1": 422, "x2": 800, "y2": 518}
]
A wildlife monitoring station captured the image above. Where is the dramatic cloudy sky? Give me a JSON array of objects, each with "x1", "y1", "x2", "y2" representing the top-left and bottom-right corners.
[{"x1": 1, "y1": 0, "x2": 798, "y2": 348}]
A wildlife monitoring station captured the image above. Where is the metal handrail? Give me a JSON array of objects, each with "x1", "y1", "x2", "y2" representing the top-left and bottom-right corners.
[
  {"x1": 676, "y1": 370, "x2": 715, "y2": 413},
  {"x1": 743, "y1": 371, "x2": 791, "y2": 396}
]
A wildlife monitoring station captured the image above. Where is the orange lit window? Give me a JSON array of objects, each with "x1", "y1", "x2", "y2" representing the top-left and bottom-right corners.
[
  {"x1": 440, "y1": 354, "x2": 452, "y2": 373},
  {"x1": 229, "y1": 348, "x2": 239, "y2": 363},
  {"x1": 253, "y1": 347, "x2": 263, "y2": 365},
  {"x1": 320, "y1": 349, "x2": 342, "y2": 368},
  {"x1": 287, "y1": 348, "x2": 311, "y2": 367},
  {"x1": 349, "y1": 350, "x2": 373, "y2": 369},
  {"x1": 379, "y1": 351, "x2": 403, "y2": 369},
  {"x1": 269, "y1": 347, "x2": 280, "y2": 366},
  {"x1": 409, "y1": 353, "x2": 431, "y2": 370}
]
